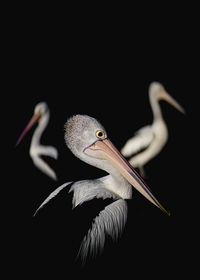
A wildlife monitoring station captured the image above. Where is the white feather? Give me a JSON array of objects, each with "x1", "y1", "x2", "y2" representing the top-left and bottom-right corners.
[
  {"x1": 78, "y1": 199, "x2": 128, "y2": 263},
  {"x1": 69, "y1": 179, "x2": 119, "y2": 208},
  {"x1": 32, "y1": 155, "x2": 58, "y2": 181},
  {"x1": 33, "y1": 181, "x2": 72, "y2": 216},
  {"x1": 121, "y1": 126, "x2": 154, "y2": 157}
]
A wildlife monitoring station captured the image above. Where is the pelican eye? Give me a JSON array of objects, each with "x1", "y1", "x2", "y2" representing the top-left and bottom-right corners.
[{"x1": 96, "y1": 130, "x2": 105, "y2": 139}]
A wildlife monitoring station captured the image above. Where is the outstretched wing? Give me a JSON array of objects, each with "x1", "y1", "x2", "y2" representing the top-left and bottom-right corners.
[
  {"x1": 121, "y1": 125, "x2": 154, "y2": 157},
  {"x1": 33, "y1": 181, "x2": 73, "y2": 216},
  {"x1": 78, "y1": 199, "x2": 128, "y2": 263}
]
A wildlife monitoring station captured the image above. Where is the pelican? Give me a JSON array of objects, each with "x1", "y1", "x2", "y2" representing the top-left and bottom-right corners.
[
  {"x1": 121, "y1": 82, "x2": 185, "y2": 176},
  {"x1": 34, "y1": 114, "x2": 170, "y2": 262},
  {"x1": 16, "y1": 102, "x2": 58, "y2": 180}
]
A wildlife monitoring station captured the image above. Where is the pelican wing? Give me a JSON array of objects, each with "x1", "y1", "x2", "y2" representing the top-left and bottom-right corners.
[
  {"x1": 38, "y1": 146, "x2": 58, "y2": 160},
  {"x1": 32, "y1": 156, "x2": 57, "y2": 181},
  {"x1": 121, "y1": 125, "x2": 154, "y2": 157},
  {"x1": 33, "y1": 181, "x2": 73, "y2": 216},
  {"x1": 69, "y1": 179, "x2": 119, "y2": 208},
  {"x1": 78, "y1": 199, "x2": 128, "y2": 263}
]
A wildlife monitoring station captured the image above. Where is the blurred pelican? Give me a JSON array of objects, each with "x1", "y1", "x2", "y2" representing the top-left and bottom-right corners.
[
  {"x1": 121, "y1": 82, "x2": 185, "y2": 176},
  {"x1": 34, "y1": 114, "x2": 169, "y2": 262},
  {"x1": 16, "y1": 102, "x2": 58, "y2": 180}
]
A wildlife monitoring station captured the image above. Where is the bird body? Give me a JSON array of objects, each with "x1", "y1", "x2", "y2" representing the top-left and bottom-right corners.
[
  {"x1": 121, "y1": 82, "x2": 185, "y2": 175},
  {"x1": 128, "y1": 119, "x2": 168, "y2": 168},
  {"x1": 34, "y1": 114, "x2": 169, "y2": 262},
  {"x1": 16, "y1": 102, "x2": 58, "y2": 180}
]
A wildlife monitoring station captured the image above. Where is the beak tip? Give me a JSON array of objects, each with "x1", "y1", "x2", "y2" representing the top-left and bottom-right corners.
[
  {"x1": 163, "y1": 208, "x2": 171, "y2": 216},
  {"x1": 15, "y1": 140, "x2": 20, "y2": 147},
  {"x1": 178, "y1": 105, "x2": 186, "y2": 114},
  {"x1": 182, "y1": 108, "x2": 186, "y2": 115},
  {"x1": 15, "y1": 136, "x2": 23, "y2": 147}
]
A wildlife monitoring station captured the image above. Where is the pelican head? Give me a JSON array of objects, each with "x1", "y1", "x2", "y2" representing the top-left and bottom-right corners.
[
  {"x1": 64, "y1": 115, "x2": 107, "y2": 167},
  {"x1": 16, "y1": 102, "x2": 49, "y2": 146},
  {"x1": 149, "y1": 82, "x2": 185, "y2": 114},
  {"x1": 64, "y1": 114, "x2": 170, "y2": 215},
  {"x1": 34, "y1": 102, "x2": 48, "y2": 116}
]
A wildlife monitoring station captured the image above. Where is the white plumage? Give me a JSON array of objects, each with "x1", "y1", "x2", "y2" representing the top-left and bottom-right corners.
[
  {"x1": 34, "y1": 114, "x2": 169, "y2": 263},
  {"x1": 121, "y1": 82, "x2": 185, "y2": 175},
  {"x1": 78, "y1": 199, "x2": 127, "y2": 262},
  {"x1": 16, "y1": 102, "x2": 58, "y2": 180}
]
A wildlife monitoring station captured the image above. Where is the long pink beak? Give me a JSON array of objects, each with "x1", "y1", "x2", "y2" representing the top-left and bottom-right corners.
[
  {"x1": 85, "y1": 138, "x2": 170, "y2": 215},
  {"x1": 16, "y1": 112, "x2": 41, "y2": 146}
]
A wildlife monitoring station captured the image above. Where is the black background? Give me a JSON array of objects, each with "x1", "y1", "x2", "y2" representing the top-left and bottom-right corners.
[{"x1": 5, "y1": 10, "x2": 196, "y2": 279}]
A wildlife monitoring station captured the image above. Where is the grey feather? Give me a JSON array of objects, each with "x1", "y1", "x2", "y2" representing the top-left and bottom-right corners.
[
  {"x1": 69, "y1": 179, "x2": 119, "y2": 208},
  {"x1": 33, "y1": 181, "x2": 73, "y2": 216},
  {"x1": 78, "y1": 199, "x2": 128, "y2": 263}
]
